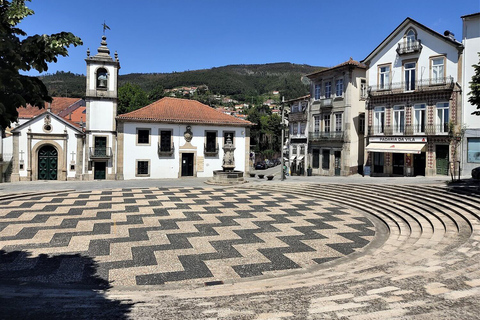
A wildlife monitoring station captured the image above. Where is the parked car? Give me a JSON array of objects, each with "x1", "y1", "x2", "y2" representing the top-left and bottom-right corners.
[
  {"x1": 472, "y1": 166, "x2": 480, "y2": 180},
  {"x1": 255, "y1": 162, "x2": 267, "y2": 170},
  {"x1": 266, "y1": 160, "x2": 275, "y2": 168}
]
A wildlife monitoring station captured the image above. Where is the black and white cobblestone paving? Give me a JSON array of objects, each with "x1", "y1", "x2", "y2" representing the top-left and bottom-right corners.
[{"x1": 0, "y1": 187, "x2": 374, "y2": 287}]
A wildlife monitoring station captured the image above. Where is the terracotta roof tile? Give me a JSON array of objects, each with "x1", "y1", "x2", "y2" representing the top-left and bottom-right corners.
[
  {"x1": 306, "y1": 58, "x2": 366, "y2": 78},
  {"x1": 68, "y1": 106, "x2": 86, "y2": 123},
  {"x1": 17, "y1": 97, "x2": 83, "y2": 118},
  {"x1": 117, "y1": 97, "x2": 253, "y2": 126}
]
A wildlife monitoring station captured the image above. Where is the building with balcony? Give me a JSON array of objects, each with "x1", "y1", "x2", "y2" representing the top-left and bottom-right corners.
[
  {"x1": 306, "y1": 58, "x2": 367, "y2": 176},
  {"x1": 286, "y1": 95, "x2": 309, "y2": 175},
  {"x1": 2, "y1": 36, "x2": 252, "y2": 182},
  {"x1": 362, "y1": 18, "x2": 463, "y2": 177},
  {"x1": 461, "y1": 13, "x2": 480, "y2": 175},
  {"x1": 117, "y1": 97, "x2": 252, "y2": 179}
]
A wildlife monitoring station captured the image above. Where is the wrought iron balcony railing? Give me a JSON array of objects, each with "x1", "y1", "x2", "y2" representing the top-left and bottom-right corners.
[
  {"x1": 89, "y1": 147, "x2": 112, "y2": 159},
  {"x1": 158, "y1": 142, "x2": 175, "y2": 156},
  {"x1": 309, "y1": 131, "x2": 344, "y2": 141},
  {"x1": 368, "y1": 124, "x2": 449, "y2": 136},
  {"x1": 204, "y1": 143, "x2": 219, "y2": 156},
  {"x1": 321, "y1": 98, "x2": 333, "y2": 107},
  {"x1": 396, "y1": 40, "x2": 422, "y2": 55},
  {"x1": 369, "y1": 76, "x2": 454, "y2": 95}
]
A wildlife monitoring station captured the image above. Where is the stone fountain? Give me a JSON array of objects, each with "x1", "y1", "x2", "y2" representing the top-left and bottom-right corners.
[{"x1": 208, "y1": 134, "x2": 245, "y2": 184}]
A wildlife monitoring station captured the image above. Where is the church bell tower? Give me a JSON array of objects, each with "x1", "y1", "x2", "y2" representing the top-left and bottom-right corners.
[{"x1": 84, "y1": 35, "x2": 120, "y2": 180}]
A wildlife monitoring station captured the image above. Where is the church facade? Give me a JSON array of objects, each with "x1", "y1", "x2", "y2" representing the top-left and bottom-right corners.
[{"x1": 3, "y1": 36, "x2": 251, "y2": 182}]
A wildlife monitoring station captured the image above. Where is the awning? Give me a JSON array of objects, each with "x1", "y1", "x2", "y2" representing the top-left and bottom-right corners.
[
  {"x1": 290, "y1": 156, "x2": 297, "y2": 161},
  {"x1": 297, "y1": 155, "x2": 305, "y2": 161},
  {"x1": 366, "y1": 143, "x2": 426, "y2": 154}
]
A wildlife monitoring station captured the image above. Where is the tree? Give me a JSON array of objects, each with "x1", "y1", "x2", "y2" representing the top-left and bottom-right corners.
[
  {"x1": 468, "y1": 53, "x2": 480, "y2": 116},
  {"x1": 118, "y1": 83, "x2": 149, "y2": 114},
  {"x1": 0, "y1": 0, "x2": 82, "y2": 129},
  {"x1": 147, "y1": 84, "x2": 165, "y2": 102}
]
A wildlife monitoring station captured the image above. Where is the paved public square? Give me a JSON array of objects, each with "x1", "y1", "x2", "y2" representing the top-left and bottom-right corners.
[{"x1": 1, "y1": 173, "x2": 480, "y2": 319}]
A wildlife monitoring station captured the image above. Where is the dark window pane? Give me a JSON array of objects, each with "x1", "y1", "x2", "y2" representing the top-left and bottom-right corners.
[
  {"x1": 160, "y1": 131, "x2": 171, "y2": 152},
  {"x1": 138, "y1": 129, "x2": 149, "y2": 144},
  {"x1": 137, "y1": 161, "x2": 148, "y2": 175}
]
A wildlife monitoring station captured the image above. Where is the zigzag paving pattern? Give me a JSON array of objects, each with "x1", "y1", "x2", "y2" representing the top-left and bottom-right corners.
[
  {"x1": 2, "y1": 182, "x2": 480, "y2": 319},
  {"x1": 0, "y1": 187, "x2": 376, "y2": 287}
]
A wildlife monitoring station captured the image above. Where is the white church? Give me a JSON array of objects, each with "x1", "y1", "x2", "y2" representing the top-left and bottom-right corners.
[{"x1": 0, "y1": 36, "x2": 252, "y2": 182}]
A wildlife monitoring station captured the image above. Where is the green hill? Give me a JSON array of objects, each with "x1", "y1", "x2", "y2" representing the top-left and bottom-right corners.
[{"x1": 40, "y1": 63, "x2": 323, "y2": 102}]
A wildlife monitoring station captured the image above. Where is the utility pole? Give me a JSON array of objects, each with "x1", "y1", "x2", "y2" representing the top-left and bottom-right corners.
[{"x1": 281, "y1": 96, "x2": 285, "y2": 181}]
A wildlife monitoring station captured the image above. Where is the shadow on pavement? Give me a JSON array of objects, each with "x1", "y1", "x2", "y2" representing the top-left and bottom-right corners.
[
  {"x1": 0, "y1": 250, "x2": 132, "y2": 319},
  {"x1": 446, "y1": 179, "x2": 480, "y2": 197}
]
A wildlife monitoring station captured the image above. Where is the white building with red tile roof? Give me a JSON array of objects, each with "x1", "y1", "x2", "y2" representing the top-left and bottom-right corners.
[
  {"x1": 117, "y1": 97, "x2": 252, "y2": 179},
  {"x1": 2, "y1": 36, "x2": 252, "y2": 182}
]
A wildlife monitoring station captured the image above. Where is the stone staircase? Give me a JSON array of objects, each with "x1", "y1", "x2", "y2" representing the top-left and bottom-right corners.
[{"x1": 166, "y1": 183, "x2": 480, "y2": 318}]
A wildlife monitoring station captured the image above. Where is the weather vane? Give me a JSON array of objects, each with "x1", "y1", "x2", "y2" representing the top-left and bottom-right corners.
[{"x1": 102, "y1": 21, "x2": 110, "y2": 35}]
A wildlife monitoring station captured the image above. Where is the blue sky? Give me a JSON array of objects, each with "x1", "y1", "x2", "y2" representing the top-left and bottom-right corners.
[{"x1": 19, "y1": 0, "x2": 480, "y2": 76}]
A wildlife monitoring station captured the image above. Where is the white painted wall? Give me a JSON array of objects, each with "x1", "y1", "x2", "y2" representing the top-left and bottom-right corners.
[
  {"x1": 463, "y1": 15, "x2": 480, "y2": 128},
  {"x1": 88, "y1": 100, "x2": 115, "y2": 131},
  {"x1": 16, "y1": 115, "x2": 80, "y2": 179},
  {"x1": 122, "y1": 122, "x2": 248, "y2": 180},
  {"x1": 368, "y1": 22, "x2": 460, "y2": 87}
]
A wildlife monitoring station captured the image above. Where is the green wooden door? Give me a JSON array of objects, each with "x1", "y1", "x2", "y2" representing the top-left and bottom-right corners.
[
  {"x1": 334, "y1": 151, "x2": 341, "y2": 176},
  {"x1": 436, "y1": 145, "x2": 449, "y2": 175},
  {"x1": 38, "y1": 145, "x2": 58, "y2": 180},
  {"x1": 94, "y1": 137, "x2": 107, "y2": 157},
  {"x1": 94, "y1": 162, "x2": 106, "y2": 180}
]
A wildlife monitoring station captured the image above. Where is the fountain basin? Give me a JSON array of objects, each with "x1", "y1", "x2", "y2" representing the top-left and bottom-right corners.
[{"x1": 207, "y1": 170, "x2": 246, "y2": 185}]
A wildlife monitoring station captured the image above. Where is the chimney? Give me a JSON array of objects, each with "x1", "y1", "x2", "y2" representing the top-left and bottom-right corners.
[{"x1": 444, "y1": 30, "x2": 455, "y2": 41}]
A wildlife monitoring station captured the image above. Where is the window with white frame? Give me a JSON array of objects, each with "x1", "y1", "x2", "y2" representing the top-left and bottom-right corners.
[
  {"x1": 325, "y1": 81, "x2": 332, "y2": 98},
  {"x1": 360, "y1": 79, "x2": 367, "y2": 99},
  {"x1": 293, "y1": 123, "x2": 298, "y2": 135},
  {"x1": 335, "y1": 113, "x2": 342, "y2": 132},
  {"x1": 292, "y1": 145, "x2": 297, "y2": 155},
  {"x1": 324, "y1": 114, "x2": 331, "y2": 132},
  {"x1": 414, "y1": 103, "x2": 426, "y2": 133},
  {"x1": 432, "y1": 57, "x2": 445, "y2": 84},
  {"x1": 436, "y1": 102, "x2": 449, "y2": 133},
  {"x1": 300, "y1": 145, "x2": 305, "y2": 155},
  {"x1": 404, "y1": 62, "x2": 416, "y2": 91},
  {"x1": 379, "y1": 65, "x2": 390, "y2": 89},
  {"x1": 300, "y1": 122, "x2": 306, "y2": 135},
  {"x1": 374, "y1": 106, "x2": 385, "y2": 134},
  {"x1": 406, "y1": 29, "x2": 416, "y2": 50},
  {"x1": 314, "y1": 84, "x2": 321, "y2": 100},
  {"x1": 314, "y1": 115, "x2": 321, "y2": 132},
  {"x1": 393, "y1": 105, "x2": 405, "y2": 134},
  {"x1": 335, "y1": 79, "x2": 343, "y2": 97}
]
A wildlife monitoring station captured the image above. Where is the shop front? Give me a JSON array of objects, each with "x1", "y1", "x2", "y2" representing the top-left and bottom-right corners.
[{"x1": 365, "y1": 137, "x2": 427, "y2": 177}]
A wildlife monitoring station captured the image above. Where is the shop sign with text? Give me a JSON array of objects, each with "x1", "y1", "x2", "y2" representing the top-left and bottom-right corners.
[{"x1": 369, "y1": 137, "x2": 427, "y2": 143}]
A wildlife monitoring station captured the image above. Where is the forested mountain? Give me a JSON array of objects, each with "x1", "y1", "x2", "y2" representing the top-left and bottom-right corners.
[{"x1": 40, "y1": 63, "x2": 323, "y2": 102}]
